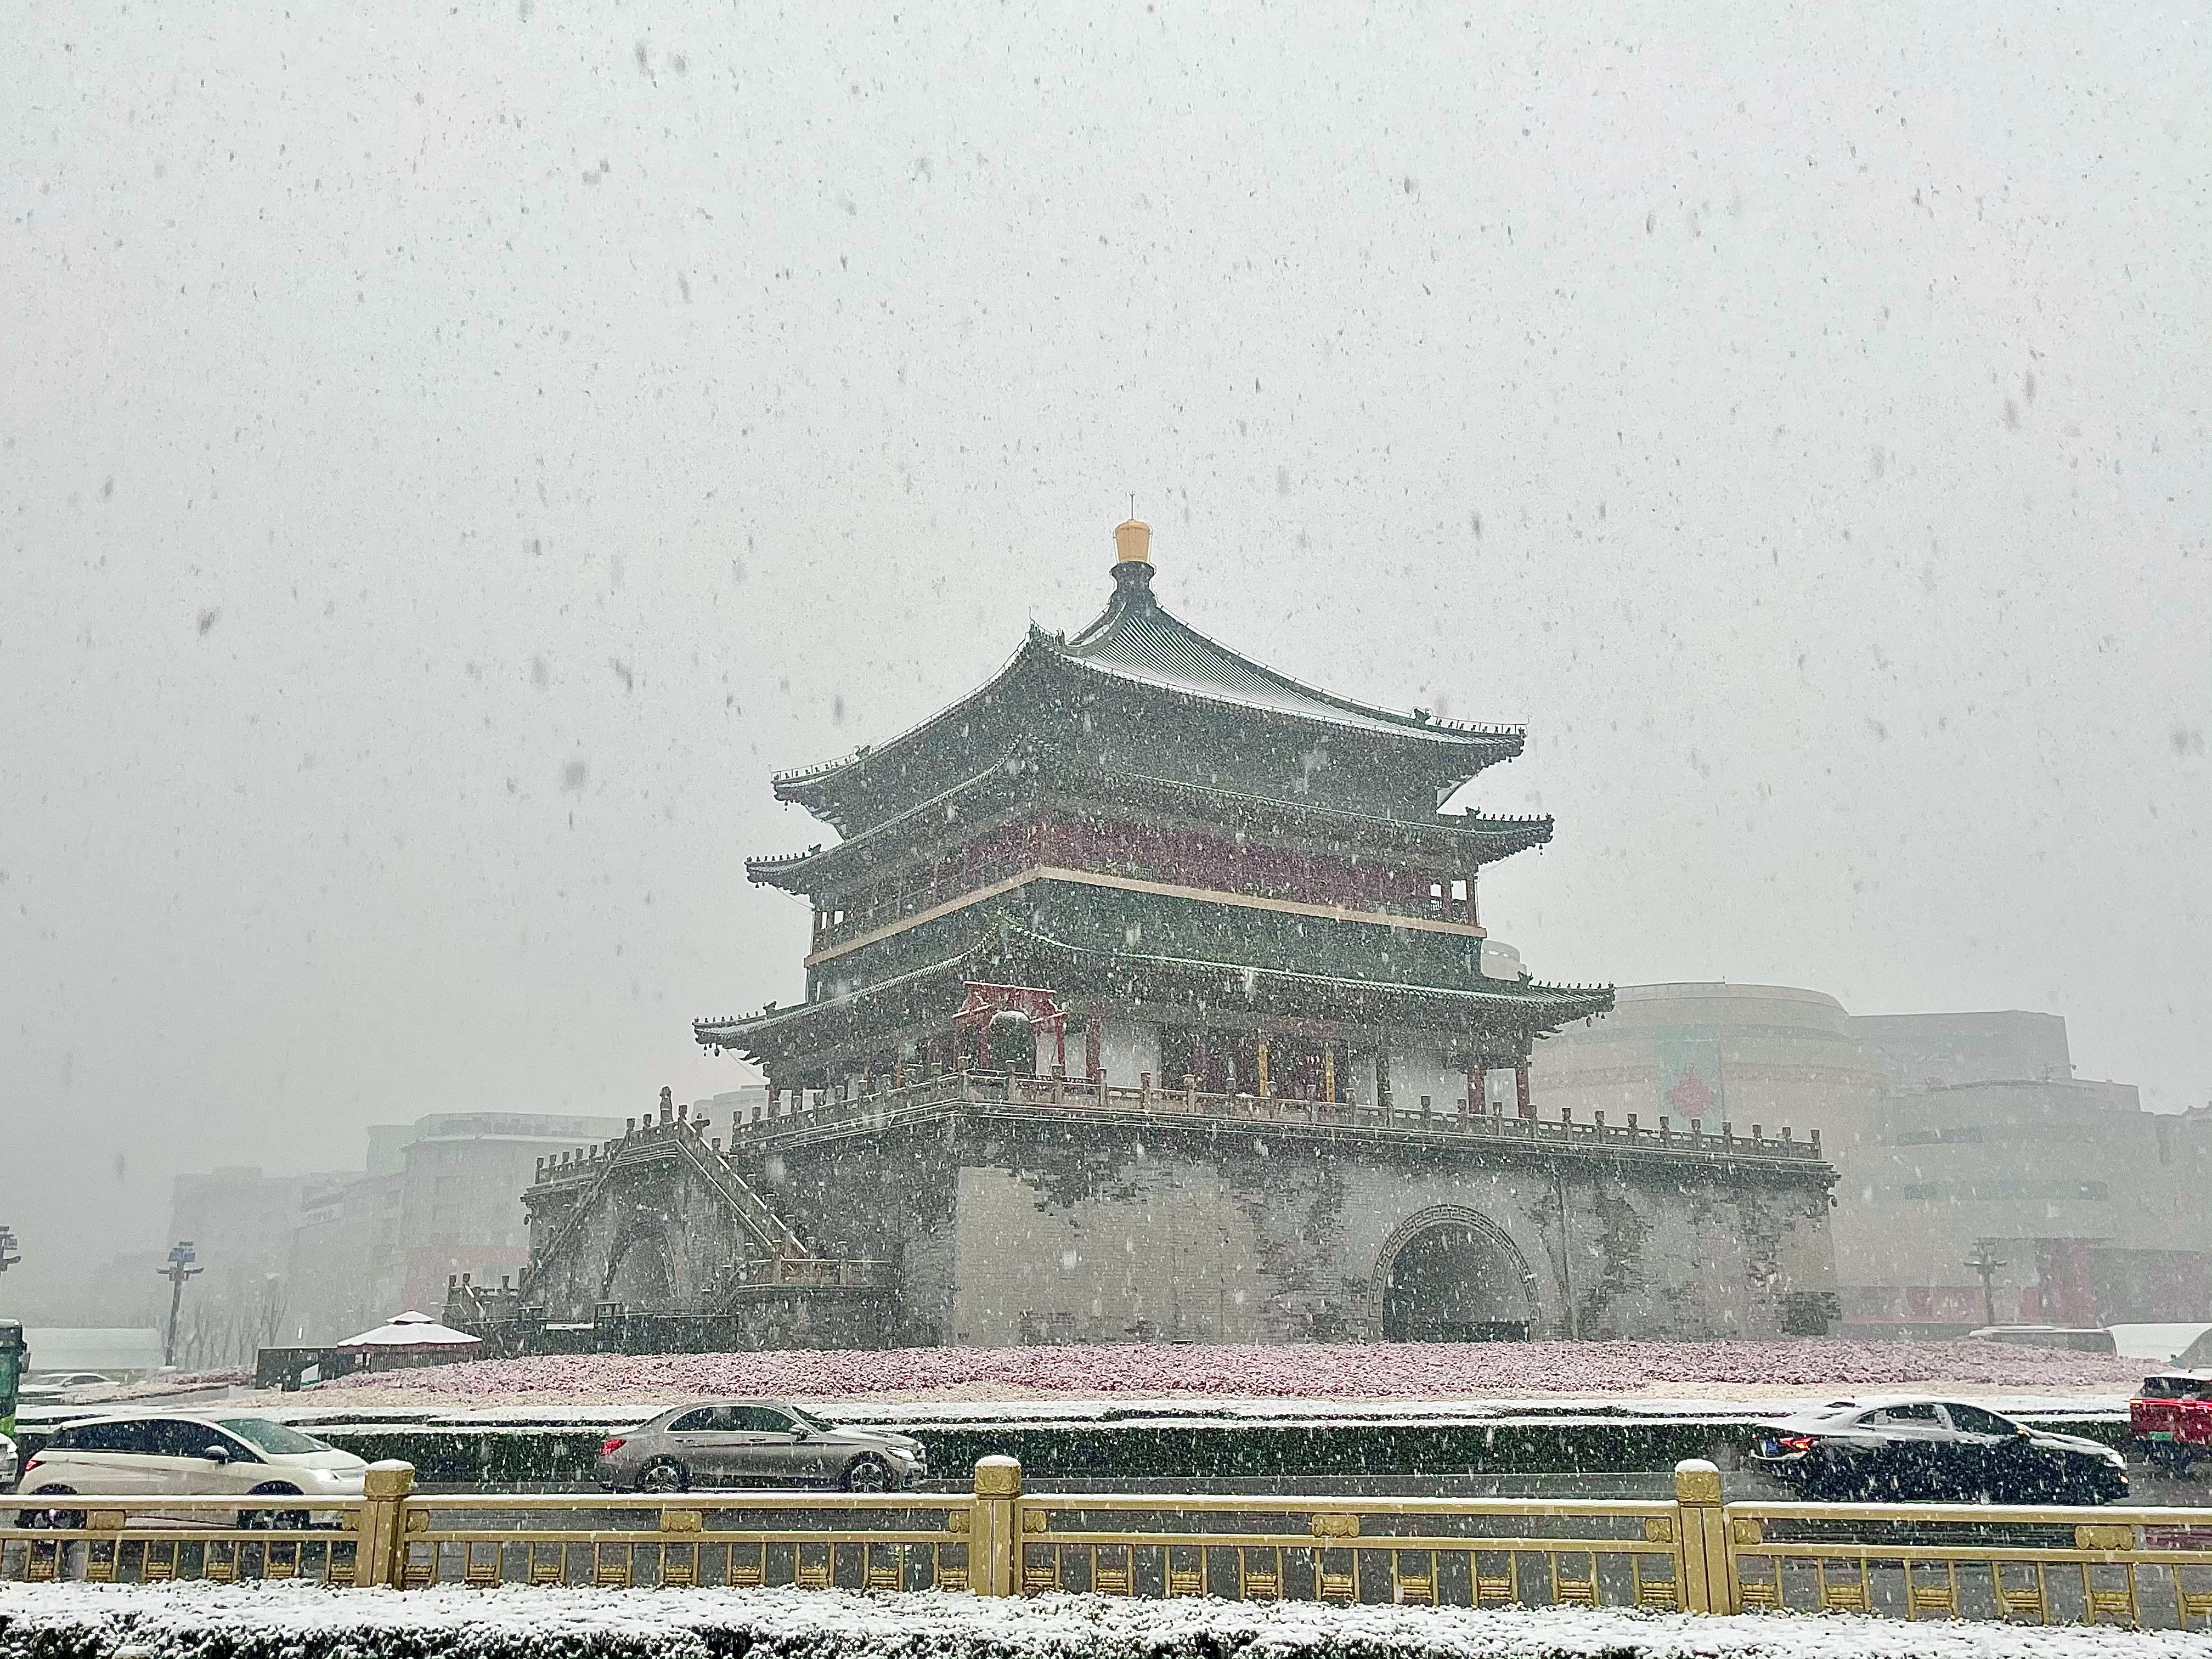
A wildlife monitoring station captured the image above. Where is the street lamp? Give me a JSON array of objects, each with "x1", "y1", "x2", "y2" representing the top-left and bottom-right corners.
[
  {"x1": 1964, "y1": 1240, "x2": 2009, "y2": 1329},
  {"x1": 156, "y1": 1240, "x2": 202, "y2": 1368}
]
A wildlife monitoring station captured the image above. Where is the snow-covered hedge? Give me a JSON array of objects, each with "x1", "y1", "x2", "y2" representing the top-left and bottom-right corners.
[
  {"x1": 4, "y1": 1582, "x2": 2208, "y2": 1659},
  {"x1": 303, "y1": 1337, "x2": 2148, "y2": 1407}
]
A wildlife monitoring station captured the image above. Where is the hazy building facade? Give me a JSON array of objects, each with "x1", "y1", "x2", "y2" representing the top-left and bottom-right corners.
[
  {"x1": 1533, "y1": 988, "x2": 2212, "y2": 1336},
  {"x1": 167, "y1": 1166, "x2": 350, "y2": 1367},
  {"x1": 128, "y1": 1111, "x2": 629, "y2": 1359},
  {"x1": 1844, "y1": 1014, "x2": 2212, "y2": 1332},
  {"x1": 285, "y1": 1110, "x2": 625, "y2": 1342}
]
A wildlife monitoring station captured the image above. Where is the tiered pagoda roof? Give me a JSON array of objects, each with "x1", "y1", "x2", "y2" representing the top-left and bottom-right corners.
[
  {"x1": 699, "y1": 521, "x2": 1612, "y2": 1076},
  {"x1": 696, "y1": 915, "x2": 1612, "y2": 1072},
  {"x1": 744, "y1": 753, "x2": 1555, "y2": 895},
  {"x1": 770, "y1": 550, "x2": 1528, "y2": 839}
]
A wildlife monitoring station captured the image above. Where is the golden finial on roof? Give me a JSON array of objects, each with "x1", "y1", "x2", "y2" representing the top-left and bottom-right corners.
[{"x1": 1114, "y1": 518, "x2": 1152, "y2": 565}]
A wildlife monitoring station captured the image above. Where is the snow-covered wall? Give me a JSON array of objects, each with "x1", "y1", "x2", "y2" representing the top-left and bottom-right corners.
[
  {"x1": 768, "y1": 1113, "x2": 1836, "y2": 1346},
  {"x1": 520, "y1": 1084, "x2": 1837, "y2": 1346}
]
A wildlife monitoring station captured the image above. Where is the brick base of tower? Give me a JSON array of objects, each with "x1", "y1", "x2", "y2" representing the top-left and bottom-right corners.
[{"x1": 505, "y1": 1092, "x2": 1838, "y2": 1351}]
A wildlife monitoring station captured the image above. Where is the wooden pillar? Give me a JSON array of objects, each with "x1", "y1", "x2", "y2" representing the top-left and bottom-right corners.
[
  {"x1": 1322, "y1": 1045, "x2": 1336, "y2": 1104},
  {"x1": 1515, "y1": 1063, "x2": 1534, "y2": 1120},
  {"x1": 1256, "y1": 1039, "x2": 1272, "y2": 1098},
  {"x1": 1470, "y1": 1064, "x2": 1488, "y2": 1116},
  {"x1": 1085, "y1": 1008, "x2": 1102, "y2": 1082},
  {"x1": 1053, "y1": 1021, "x2": 1067, "y2": 1076}
]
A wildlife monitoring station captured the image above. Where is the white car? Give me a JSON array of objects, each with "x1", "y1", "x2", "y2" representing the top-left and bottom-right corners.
[
  {"x1": 1, "y1": 1432, "x2": 15, "y2": 1489},
  {"x1": 15, "y1": 1413, "x2": 367, "y2": 1527}
]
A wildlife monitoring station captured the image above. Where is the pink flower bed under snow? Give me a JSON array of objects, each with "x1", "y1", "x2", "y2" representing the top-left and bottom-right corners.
[{"x1": 318, "y1": 1337, "x2": 2146, "y2": 1403}]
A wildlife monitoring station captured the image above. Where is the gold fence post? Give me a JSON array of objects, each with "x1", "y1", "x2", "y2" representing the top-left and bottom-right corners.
[
  {"x1": 1672, "y1": 1459, "x2": 1732, "y2": 1613},
  {"x1": 354, "y1": 1460, "x2": 416, "y2": 1588},
  {"x1": 971, "y1": 1455, "x2": 1022, "y2": 1596}
]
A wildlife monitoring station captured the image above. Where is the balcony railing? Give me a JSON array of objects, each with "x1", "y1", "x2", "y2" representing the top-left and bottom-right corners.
[{"x1": 732, "y1": 1070, "x2": 1822, "y2": 1165}]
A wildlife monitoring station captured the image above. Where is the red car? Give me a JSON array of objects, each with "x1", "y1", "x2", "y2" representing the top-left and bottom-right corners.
[{"x1": 2131, "y1": 1374, "x2": 2212, "y2": 1477}]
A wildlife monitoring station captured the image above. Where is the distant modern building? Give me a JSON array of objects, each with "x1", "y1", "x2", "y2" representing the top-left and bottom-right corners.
[
  {"x1": 1843, "y1": 1013, "x2": 2212, "y2": 1334},
  {"x1": 168, "y1": 1166, "x2": 351, "y2": 1366},
  {"x1": 286, "y1": 1110, "x2": 625, "y2": 1343},
  {"x1": 697, "y1": 1086, "x2": 769, "y2": 1128},
  {"x1": 1533, "y1": 987, "x2": 2212, "y2": 1337},
  {"x1": 133, "y1": 1111, "x2": 630, "y2": 1361}
]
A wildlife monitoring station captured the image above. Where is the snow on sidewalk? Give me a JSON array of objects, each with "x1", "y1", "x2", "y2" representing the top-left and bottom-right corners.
[
  {"x1": 3, "y1": 1582, "x2": 2208, "y2": 1659},
  {"x1": 241, "y1": 1336, "x2": 2151, "y2": 1411}
]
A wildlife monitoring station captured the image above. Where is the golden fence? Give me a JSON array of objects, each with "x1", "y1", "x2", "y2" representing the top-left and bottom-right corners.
[
  {"x1": 1, "y1": 1489, "x2": 380, "y2": 1588},
  {"x1": 1720, "y1": 1498, "x2": 2212, "y2": 1626},
  {"x1": 5, "y1": 1457, "x2": 2209, "y2": 1630},
  {"x1": 393, "y1": 1488, "x2": 974, "y2": 1592}
]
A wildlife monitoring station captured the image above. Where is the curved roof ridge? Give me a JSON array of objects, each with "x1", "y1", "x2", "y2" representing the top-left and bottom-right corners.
[
  {"x1": 770, "y1": 636, "x2": 1049, "y2": 794},
  {"x1": 1057, "y1": 586, "x2": 1520, "y2": 746},
  {"x1": 693, "y1": 941, "x2": 985, "y2": 1045},
  {"x1": 753, "y1": 752, "x2": 1030, "y2": 883}
]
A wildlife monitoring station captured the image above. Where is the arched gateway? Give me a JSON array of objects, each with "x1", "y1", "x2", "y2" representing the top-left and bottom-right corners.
[{"x1": 1377, "y1": 1207, "x2": 1539, "y2": 1342}]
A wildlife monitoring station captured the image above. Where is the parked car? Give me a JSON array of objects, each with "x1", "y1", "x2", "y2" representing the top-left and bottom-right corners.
[
  {"x1": 1749, "y1": 1396, "x2": 2128, "y2": 1503},
  {"x1": 1, "y1": 1432, "x2": 15, "y2": 1490},
  {"x1": 14, "y1": 1413, "x2": 368, "y2": 1527},
  {"x1": 597, "y1": 1400, "x2": 927, "y2": 1493},
  {"x1": 2130, "y1": 1374, "x2": 2212, "y2": 1477}
]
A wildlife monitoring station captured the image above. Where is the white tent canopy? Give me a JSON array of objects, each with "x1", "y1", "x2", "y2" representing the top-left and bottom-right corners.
[
  {"x1": 337, "y1": 1311, "x2": 484, "y2": 1351},
  {"x1": 2109, "y1": 1322, "x2": 2212, "y2": 1365}
]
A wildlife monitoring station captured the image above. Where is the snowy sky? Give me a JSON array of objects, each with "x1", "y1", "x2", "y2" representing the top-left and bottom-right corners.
[{"x1": 2, "y1": 1, "x2": 2204, "y2": 1306}]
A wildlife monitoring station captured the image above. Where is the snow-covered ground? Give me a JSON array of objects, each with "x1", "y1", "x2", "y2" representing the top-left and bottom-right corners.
[
  {"x1": 211, "y1": 1337, "x2": 2149, "y2": 1413},
  {"x1": 96, "y1": 1392, "x2": 2124, "y2": 1438},
  {"x1": 3, "y1": 1581, "x2": 2207, "y2": 1658}
]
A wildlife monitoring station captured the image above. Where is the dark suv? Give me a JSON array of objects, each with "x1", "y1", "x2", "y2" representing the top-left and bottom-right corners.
[{"x1": 1750, "y1": 1396, "x2": 2128, "y2": 1503}]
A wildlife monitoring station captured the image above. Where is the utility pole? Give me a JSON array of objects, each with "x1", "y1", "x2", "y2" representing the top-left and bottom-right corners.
[
  {"x1": 1964, "y1": 1240, "x2": 2008, "y2": 1329},
  {"x1": 157, "y1": 1240, "x2": 202, "y2": 1368},
  {"x1": 0, "y1": 1224, "x2": 24, "y2": 1439}
]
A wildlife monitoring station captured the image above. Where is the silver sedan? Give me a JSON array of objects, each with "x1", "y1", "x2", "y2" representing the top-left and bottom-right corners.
[{"x1": 596, "y1": 1400, "x2": 927, "y2": 1493}]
